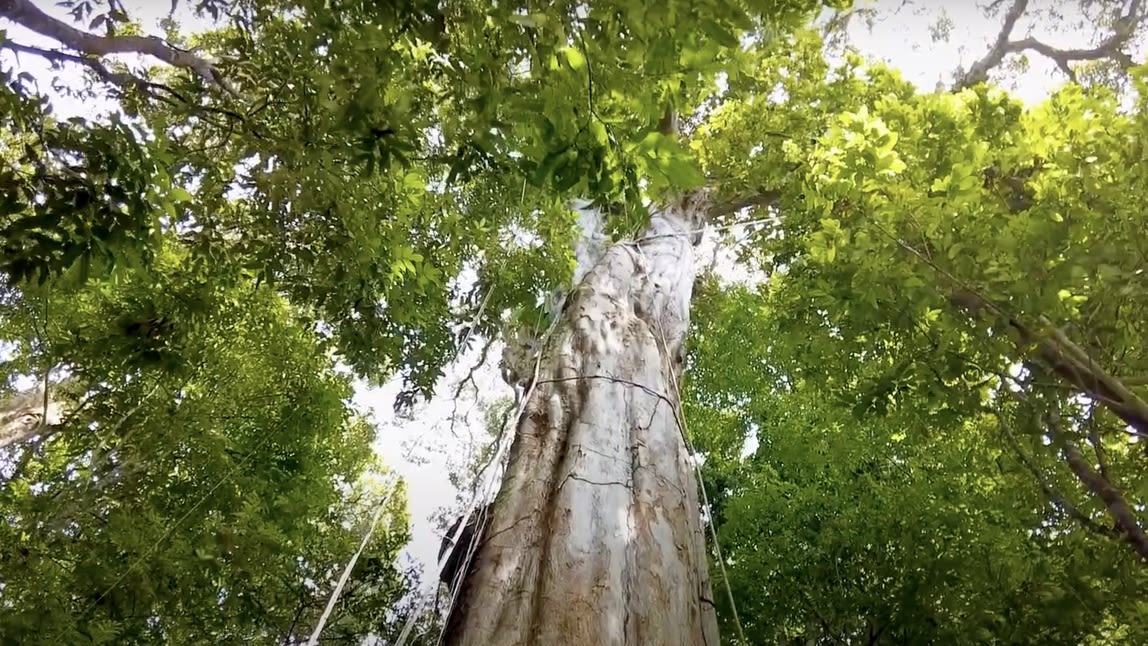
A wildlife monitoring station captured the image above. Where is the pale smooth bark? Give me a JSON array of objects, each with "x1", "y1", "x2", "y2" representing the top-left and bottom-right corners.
[
  {"x1": 444, "y1": 192, "x2": 719, "y2": 645},
  {"x1": 0, "y1": 386, "x2": 64, "y2": 448}
]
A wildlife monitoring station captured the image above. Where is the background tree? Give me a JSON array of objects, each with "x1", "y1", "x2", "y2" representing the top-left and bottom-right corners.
[
  {"x1": 680, "y1": 2, "x2": 1148, "y2": 643},
  {"x1": 0, "y1": 241, "x2": 432, "y2": 644},
  {"x1": 687, "y1": 281, "x2": 1148, "y2": 644}
]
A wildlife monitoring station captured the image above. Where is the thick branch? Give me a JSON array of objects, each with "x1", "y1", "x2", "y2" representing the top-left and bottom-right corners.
[
  {"x1": 1, "y1": 40, "x2": 258, "y2": 135},
  {"x1": 949, "y1": 290, "x2": 1148, "y2": 440},
  {"x1": 1050, "y1": 412, "x2": 1148, "y2": 560},
  {"x1": 994, "y1": 409, "x2": 1120, "y2": 540},
  {"x1": 881, "y1": 226, "x2": 1148, "y2": 441},
  {"x1": 2, "y1": 40, "x2": 160, "y2": 94},
  {"x1": 956, "y1": 0, "x2": 1030, "y2": 88},
  {"x1": 706, "y1": 191, "x2": 780, "y2": 220},
  {"x1": 0, "y1": 0, "x2": 236, "y2": 95},
  {"x1": 956, "y1": 0, "x2": 1144, "y2": 88}
]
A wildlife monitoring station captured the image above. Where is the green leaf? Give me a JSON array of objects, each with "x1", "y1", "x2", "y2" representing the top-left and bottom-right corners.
[
  {"x1": 561, "y1": 47, "x2": 586, "y2": 71},
  {"x1": 170, "y1": 187, "x2": 193, "y2": 203}
]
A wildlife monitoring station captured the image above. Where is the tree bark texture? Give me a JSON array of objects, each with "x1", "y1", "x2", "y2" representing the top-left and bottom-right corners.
[
  {"x1": 443, "y1": 193, "x2": 719, "y2": 645},
  {"x1": 0, "y1": 386, "x2": 64, "y2": 448}
]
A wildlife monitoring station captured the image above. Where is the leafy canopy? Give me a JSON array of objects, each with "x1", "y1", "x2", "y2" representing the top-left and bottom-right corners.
[
  {"x1": 5, "y1": 1, "x2": 1148, "y2": 643},
  {"x1": 1, "y1": 0, "x2": 843, "y2": 410},
  {"x1": 0, "y1": 240, "x2": 428, "y2": 643}
]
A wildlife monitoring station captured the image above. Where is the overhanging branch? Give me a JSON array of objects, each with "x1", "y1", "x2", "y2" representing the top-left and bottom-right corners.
[
  {"x1": 1048, "y1": 410, "x2": 1148, "y2": 560},
  {"x1": 1, "y1": 38, "x2": 260, "y2": 136},
  {"x1": 947, "y1": 289, "x2": 1148, "y2": 441},
  {"x1": 957, "y1": 0, "x2": 1031, "y2": 88},
  {"x1": 993, "y1": 408, "x2": 1121, "y2": 540},
  {"x1": 0, "y1": 0, "x2": 236, "y2": 96},
  {"x1": 955, "y1": 0, "x2": 1144, "y2": 88},
  {"x1": 2, "y1": 39, "x2": 167, "y2": 96},
  {"x1": 872, "y1": 222, "x2": 1148, "y2": 442}
]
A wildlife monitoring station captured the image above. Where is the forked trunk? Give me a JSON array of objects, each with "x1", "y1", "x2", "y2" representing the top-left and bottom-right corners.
[{"x1": 443, "y1": 193, "x2": 719, "y2": 645}]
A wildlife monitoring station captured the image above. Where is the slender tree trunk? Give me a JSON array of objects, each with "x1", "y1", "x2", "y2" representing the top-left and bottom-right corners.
[{"x1": 444, "y1": 193, "x2": 719, "y2": 645}]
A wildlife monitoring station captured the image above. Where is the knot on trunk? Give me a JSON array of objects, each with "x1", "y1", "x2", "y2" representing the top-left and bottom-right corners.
[
  {"x1": 499, "y1": 326, "x2": 541, "y2": 389},
  {"x1": 662, "y1": 189, "x2": 711, "y2": 246}
]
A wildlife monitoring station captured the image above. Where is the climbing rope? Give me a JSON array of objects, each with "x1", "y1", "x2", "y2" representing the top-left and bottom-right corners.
[
  {"x1": 646, "y1": 227, "x2": 749, "y2": 644},
  {"x1": 665, "y1": 347, "x2": 749, "y2": 645},
  {"x1": 305, "y1": 483, "x2": 398, "y2": 646},
  {"x1": 310, "y1": 284, "x2": 500, "y2": 645}
]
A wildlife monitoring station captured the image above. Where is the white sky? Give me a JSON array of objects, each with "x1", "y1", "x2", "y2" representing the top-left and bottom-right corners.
[{"x1": 0, "y1": 0, "x2": 1100, "y2": 591}]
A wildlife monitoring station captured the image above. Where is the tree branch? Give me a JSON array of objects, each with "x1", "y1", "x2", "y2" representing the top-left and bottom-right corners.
[
  {"x1": 953, "y1": 291, "x2": 1148, "y2": 437},
  {"x1": 0, "y1": 0, "x2": 237, "y2": 96},
  {"x1": 1, "y1": 39, "x2": 264, "y2": 139},
  {"x1": 956, "y1": 0, "x2": 1030, "y2": 88},
  {"x1": 706, "y1": 190, "x2": 780, "y2": 220},
  {"x1": 1085, "y1": 407, "x2": 1112, "y2": 482},
  {"x1": 1049, "y1": 410, "x2": 1148, "y2": 560},
  {"x1": 2, "y1": 39, "x2": 163, "y2": 94},
  {"x1": 955, "y1": 0, "x2": 1144, "y2": 89},
  {"x1": 992, "y1": 407, "x2": 1120, "y2": 540},
  {"x1": 870, "y1": 221, "x2": 1148, "y2": 447},
  {"x1": 933, "y1": 268, "x2": 1148, "y2": 442}
]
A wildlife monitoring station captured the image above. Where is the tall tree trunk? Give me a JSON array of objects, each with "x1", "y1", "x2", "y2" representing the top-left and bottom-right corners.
[{"x1": 444, "y1": 192, "x2": 720, "y2": 645}]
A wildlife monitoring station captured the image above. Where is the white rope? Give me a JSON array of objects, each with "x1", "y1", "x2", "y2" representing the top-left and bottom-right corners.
[
  {"x1": 389, "y1": 440, "x2": 505, "y2": 646},
  {"x1": 388, "y1": 406, "x2": 518, "y2": 645},
  {"x1": 398, "y1": 310, "x2": 562, "y2": 646},
  {"x1": 313, "y1": 285, "x2": 500, "y2": 646},
  {"x1": 429, "y1": 446, "x2": 504, "y2": 643},
  {"x1": 673, "y1": 396, "x2": 748, "y2": 646},
  {"x1": 393, "y1": 311, "x2": 563, "y2": 645},
  {"x1": 305, "y1": 484, "x2": 398, "y2": 645}
]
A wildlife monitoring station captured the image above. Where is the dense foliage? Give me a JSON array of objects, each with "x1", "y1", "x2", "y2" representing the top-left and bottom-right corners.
[
  {"x1": 682, "y1": 10, "x2": 1148, "y2": 644},
  {"x1": 0, "y1": 243, "x2": 432, "y2": 643},
  {"x1": 3, "y1": 0, "x2": 1148, "y2": 643},
  {"x1": 1, "y1": 0, "x2": 844, "y2": 409},
  {"x1": 689, "y1": 280, "x2": 1148, "y2": 643}
]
